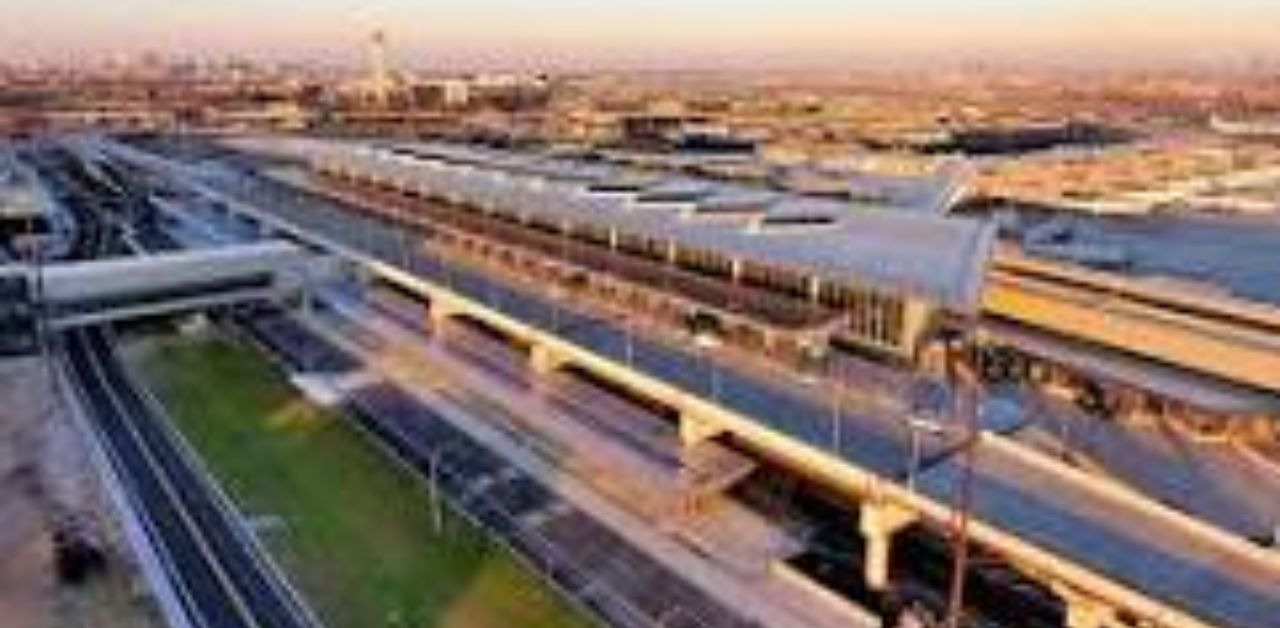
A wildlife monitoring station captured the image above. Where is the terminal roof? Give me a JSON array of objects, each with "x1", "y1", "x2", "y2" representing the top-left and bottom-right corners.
[{"x1": 310, "y1": 140, "x2": 997, "y2": 312}]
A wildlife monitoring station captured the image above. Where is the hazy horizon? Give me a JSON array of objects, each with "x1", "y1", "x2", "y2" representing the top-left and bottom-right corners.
[{"x1": 3, "y1": 0, "x2": 1280, "y2": 71}]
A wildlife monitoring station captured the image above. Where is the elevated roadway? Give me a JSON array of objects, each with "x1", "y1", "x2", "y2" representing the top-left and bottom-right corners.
[{"x1": 114, "y1": 141, "x2": 1280, "y2": 628}]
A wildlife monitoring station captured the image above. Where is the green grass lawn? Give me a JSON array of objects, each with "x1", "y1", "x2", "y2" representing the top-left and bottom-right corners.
[{"x1": 134, "y1": 333, "x2": 594, "y2": 628}]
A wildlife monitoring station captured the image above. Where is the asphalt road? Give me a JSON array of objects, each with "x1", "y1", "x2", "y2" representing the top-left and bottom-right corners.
[{"x1": 63, "y1": 326, "x2": 315, "y2": 628}]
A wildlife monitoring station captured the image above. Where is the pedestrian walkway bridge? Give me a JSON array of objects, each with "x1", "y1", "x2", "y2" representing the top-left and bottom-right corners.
[{"x1": 0, "y1": 241, "x2": 312, "y2": 331}]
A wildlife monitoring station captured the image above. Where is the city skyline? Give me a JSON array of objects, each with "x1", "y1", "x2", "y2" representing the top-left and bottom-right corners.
[{"x1": 3, "y1": 0, "x2": 1280, "y2": 70}]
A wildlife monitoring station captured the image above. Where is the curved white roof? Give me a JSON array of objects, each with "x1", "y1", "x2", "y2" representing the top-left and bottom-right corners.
[{"x1": 299, "y1": 140, "x2": 996, "y2": 312}]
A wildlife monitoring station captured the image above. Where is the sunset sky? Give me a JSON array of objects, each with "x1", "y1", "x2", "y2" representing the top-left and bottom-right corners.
[{"x1": 2, "y1": 0, "x2": 1278, "y2": 69}]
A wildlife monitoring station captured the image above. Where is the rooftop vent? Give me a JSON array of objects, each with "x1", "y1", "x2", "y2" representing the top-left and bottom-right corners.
[
  {"x1": 588, "y1": 177, "x2": 655, "y2": 194},
  {"x1": 749, "y1": 204, "x2": 843, "y2": 233},
  {"x1": 687, "y1": 193, "x2": 775, "y2": 220}
]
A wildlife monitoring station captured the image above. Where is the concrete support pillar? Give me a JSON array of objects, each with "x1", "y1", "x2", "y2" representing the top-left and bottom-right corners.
[
  {"x1": 859, "y1": 501, "x2": 917, "y2": 591},
  {"x1": 427, "y1": 301, "x2": 455, "y2": 333},
  {"x1": 529, "y1": 343, "x2": 565, "y2": 376},
  {"x1": 678, "y1": 411, "x2": 725, "y2": 448},
  {"x1": 1054, "y1": 585, "x2": 1118, "y2": 628}
]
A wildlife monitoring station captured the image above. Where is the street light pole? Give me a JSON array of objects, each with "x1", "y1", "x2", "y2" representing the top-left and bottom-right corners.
[
  {"x1": 623, "y1": 311, "x2": 635, "y2": 367},
  {"x1": 551, "y1": 220, "x2": 568, "y2": 334},
  {"x1": 905, "y1": 416, "x2": 946, "y2": 493},
  {"x1": 428, "y1": 445, "x2": 451, "y2": 535},
  {"x1": 944, "y1": 329, "x2": 979, "y2": 628},
  {"x1": 809, "y1": 347, "x2": 842, "y2": 455},
  {"x1": 832, "y1": 382, "x2": 842, "y2": 455},
  {"x1": 907, "y1": 422, "x2": 923, "y2": 492}
]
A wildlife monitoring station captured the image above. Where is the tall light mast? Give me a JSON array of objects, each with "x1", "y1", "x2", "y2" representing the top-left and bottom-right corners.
[{"x1": 368, "y1": 29, "x2": 392, "y2": 108}]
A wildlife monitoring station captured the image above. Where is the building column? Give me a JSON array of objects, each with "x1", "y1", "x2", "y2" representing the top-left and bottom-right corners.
[{"x1": 859, "y1": 501, "x2": 917, "y2": 591}]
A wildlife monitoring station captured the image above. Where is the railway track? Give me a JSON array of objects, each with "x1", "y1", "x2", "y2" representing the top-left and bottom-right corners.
[{"x1": 62, "y1": 325, "x2": 317, "y2": 628}]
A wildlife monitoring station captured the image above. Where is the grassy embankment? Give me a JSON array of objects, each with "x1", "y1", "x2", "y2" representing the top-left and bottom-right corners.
[{"x1": 137, "y1": 335, "x2": 592, "y2": 628}]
